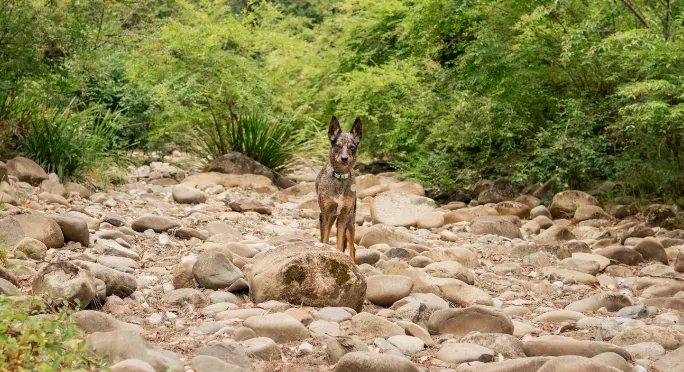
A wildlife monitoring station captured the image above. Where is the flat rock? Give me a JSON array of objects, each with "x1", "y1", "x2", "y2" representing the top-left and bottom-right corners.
[
  {"x1": 243, "y1": 337, "x2": 281, "y2": 360},
  {"x1": 523, "y1": 335, "x2": 631, "y2": 360},
  {"x1": 88, "y1": 330, "x2": 183, "y2": 372},
  {"x1": 533, "y1": 310, "x2": 585, "y2": 323},
  {"x1": 366, "y1": 275, "x2": 413, "y2": 306},
  {"x1": 333, "y1": 351, "x2": 419, "y2": 372},
  {"x1": 110, "y1": 359, "x2": 156, "y2": 372},
  {"x1": 131, "y1": 215, "x2": 181, "y2": 233},
  {"x1": 351, "y1": 312, "x2": 405, "y2": 338},
  {"x1": 610, "y1": 325, "x2": 684, "y2": 350},
  {"x1": 387, "y1": 335, "x2": 425, "y2": 354},
  {"x1": 242, "y1": 313, "x2": 310, "y2": 343},
  {"x1": 457, "y1": 357, "x2": 551, "y2": 372},
  {"x1": 436, "y1": 343, "x2": 495, "y2": 364},
  {"x1": 459, "y1": 332, "x2": 526, "y2": 359},
  {"x1": 427, "y1": 306, "x2": 514, "y2": 337},
  {"x1": 371, "y1": 192, "x2": 437, "y2": 227},
  {"x1": 544, "y1": 267, "x2": 599, "y2": 286},
  {"x1": 471, "y1": 216, "x2": 522, "y2": 239},
  {"x1": 654, "y1": 344, "x2": 684, "y2": 371},
  {"x1": 191, "y1": 355, "x2": 245, "y2": 372},
  {"x1": 537, "y1": 356, "x2": 623, "y2": 372},
  {"x1": 557, "y1": 258, "x2": 601, "y2": 275},
  {"x1": 565, "y1": 292, "x2": 632, "y2": 313}
]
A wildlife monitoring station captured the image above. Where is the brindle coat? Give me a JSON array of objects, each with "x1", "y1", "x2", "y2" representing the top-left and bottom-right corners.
[{"x1": 316, "y1": 116, "x2": 362, "y2": 262}]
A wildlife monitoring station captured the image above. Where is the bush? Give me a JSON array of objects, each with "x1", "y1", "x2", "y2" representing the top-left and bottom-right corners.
[
  {"x1": 20, "y1": 102, "x2": 126, "y2": 181},
  {"x1": 198, "y1": 104, "x2": 296, "y2": 171},
  {"x1": 0, "y1": 296, "x2": 104, "y2": 371}
]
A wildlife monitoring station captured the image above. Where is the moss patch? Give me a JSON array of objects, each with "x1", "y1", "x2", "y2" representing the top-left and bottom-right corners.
[
  {"x1": 661, "y1": 217, "x2": 684, "y2": 231},
  {"x1": 284, "y1": 264, "x2": 306, "y2": 285},
  {"x1": 328, "y1": 258, "x2": 351, "y2": 286}
]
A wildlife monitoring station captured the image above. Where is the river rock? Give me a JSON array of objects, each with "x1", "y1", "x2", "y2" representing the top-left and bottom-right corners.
[{"x1": 247, "y1": 241, "x2": 366, "y2": 311}]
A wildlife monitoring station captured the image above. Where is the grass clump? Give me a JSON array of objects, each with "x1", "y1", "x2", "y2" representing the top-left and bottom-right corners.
[
  {"x1": 198, "y1": 102, "x2": 296, "y2": 172},
  {"x1": 20, "y1": 101, "x2": 126, "y2": 182},
  {"x1": 0, "y1": 296, "x2": 105, "y2": 371}
]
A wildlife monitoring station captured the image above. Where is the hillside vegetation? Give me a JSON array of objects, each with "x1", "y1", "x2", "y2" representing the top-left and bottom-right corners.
[{"x1": 1, "y1": 0, "x2": 683, "y2": 199}]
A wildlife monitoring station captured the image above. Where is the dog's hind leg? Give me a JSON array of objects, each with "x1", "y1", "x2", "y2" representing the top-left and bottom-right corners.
[{"x1": 345, "y1": 227, "x2": 355, "y2": 263}]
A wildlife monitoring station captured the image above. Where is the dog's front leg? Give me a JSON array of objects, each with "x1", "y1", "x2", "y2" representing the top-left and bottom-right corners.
[
  {"x1": 336, "y1": 214, "x2": 349, "y2": 253},
  {"x1": 320, "y1": 213, "x2": 334, "y2": 244}
]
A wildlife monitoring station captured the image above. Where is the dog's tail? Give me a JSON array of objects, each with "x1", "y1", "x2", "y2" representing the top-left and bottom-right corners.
[{"x1": 342, "y1": 233, "x2": 347, "y2": 253}]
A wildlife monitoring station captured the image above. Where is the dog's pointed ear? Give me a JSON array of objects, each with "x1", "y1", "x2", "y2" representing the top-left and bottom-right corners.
[
  {"x1": 328, "y1": 116, "x2": 341, "y2": 142},
  {"x1": 351, "y1": 117, "x2": 362, "y2": 142}
]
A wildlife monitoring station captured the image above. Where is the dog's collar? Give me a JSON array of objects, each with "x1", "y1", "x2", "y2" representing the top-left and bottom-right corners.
[{"x1": 333, "y1": 171, "x2": 352, "y2": 179}]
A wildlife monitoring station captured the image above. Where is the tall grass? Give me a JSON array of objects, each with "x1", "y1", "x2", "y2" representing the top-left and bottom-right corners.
[
  {"x1": 0, "y1": 88, "x2": 39, "y2": 159},
  {"x1": 198, "y1": 104, "x2": 297, "y2": 171},
  {"x1": 21, "y1": 101, "x2": 126, "y2": 181}
]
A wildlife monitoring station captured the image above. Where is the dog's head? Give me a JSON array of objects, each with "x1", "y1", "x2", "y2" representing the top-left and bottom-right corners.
[{"x1": 328, "y1": 116, "x2": 362, "y2": 173}]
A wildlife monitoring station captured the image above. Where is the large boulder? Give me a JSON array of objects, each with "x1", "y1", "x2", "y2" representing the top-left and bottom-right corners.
[
  {"x1": 0, "y1": 217, "x2": 26, "y2": 249},
  {"x1": 50, "y1": 214, "x2": 90, "y2": 246},
  {"x1": 371, "y1": 192, "x2": 437, "y2": 227},
  {"x1": 471, "y1": 216, "x2": 522, "y2": 239},
  {"x1": 477, "y1": 179, "x2": 519, "y2": 204},
  {"x1": 247, "y1": 242, "x2": 366, "y2": 311},
  {"x1": 6, "y1": 156, "x2": 48, "y2": 185},
  {"x1": 72, "y1": 260, "x2": 138, "y2": 298},
  {"x1": 549, "y1": 191, "x2": 599, "y2": 218},
  {"x1": 8, "y1": 213, "x2": 65, "y2": 248},
  {"x1": 32, "y1": 262, "x2": 96, "y2": 307},
  {"x1": 204, "y1": 152, "x2": 274, "y2": 180},
  {"x1": 88, "y1": 330, "x2": 183, "y2": 372}
]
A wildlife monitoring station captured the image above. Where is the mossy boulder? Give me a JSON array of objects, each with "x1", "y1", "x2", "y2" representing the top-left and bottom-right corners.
[{"x1": 246, "y1": 241, "x2": 366, "y2": 311}]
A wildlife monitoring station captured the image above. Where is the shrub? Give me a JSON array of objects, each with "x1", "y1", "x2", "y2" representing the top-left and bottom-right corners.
[
  {"x1": 198, "y1": 104, "x2": 296, "y2": 171},
  {"x1": 20, "y1": 102, "x2": 126, "y2": 181},
  {"x1": 0, "y1": 296, "x2": 104, "y2": 371}
]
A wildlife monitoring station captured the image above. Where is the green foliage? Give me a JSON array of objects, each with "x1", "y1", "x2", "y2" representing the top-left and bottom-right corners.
[
  {"x1": 2, "y1": 0, "x2": 684, "y2": 198},
  {"x1": 21, "y1": 103, "x2": 125, "y2": 181},
  {"x1": 0, "y1": 296, "x2": 104, "y2": 371},
  {"x1": 198, "y1": 103, "x2": 296, "y2": 171}
]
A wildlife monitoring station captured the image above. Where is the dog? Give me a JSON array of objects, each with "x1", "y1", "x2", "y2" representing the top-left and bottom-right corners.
[{"x1": 316, "y1": 116, "x2": 362, "y2": 262}]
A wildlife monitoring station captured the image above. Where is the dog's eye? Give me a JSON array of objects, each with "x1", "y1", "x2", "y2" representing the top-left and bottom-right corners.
[{"x1": 348, "y1": 146, "x2": 356, "y2": 152}]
